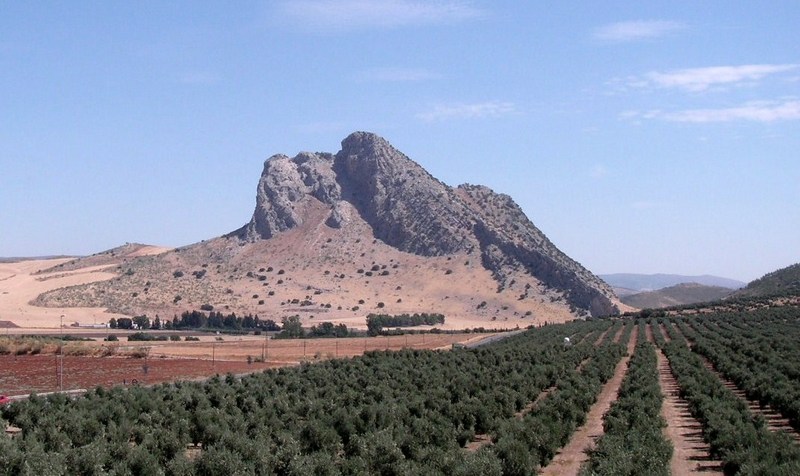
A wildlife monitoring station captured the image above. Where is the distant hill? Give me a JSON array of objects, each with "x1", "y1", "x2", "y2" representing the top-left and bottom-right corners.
[
  {"x1": 33, "y1": 243, "x2": 169, "y2": 275},
  {"x1": 733, "y1": 263, "x2": 800, "y2": 298},
  {"x1": 621, "y1": 283, "x2": 733, "y2": 309},
  {"x1": 0, "y1": 255, "x2": 75, "y2": 263},
  {"x1": 601, "y1": 273, "x2": 745, "y2": 294}
]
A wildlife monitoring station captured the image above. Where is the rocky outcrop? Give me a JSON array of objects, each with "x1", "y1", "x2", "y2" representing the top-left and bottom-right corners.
[
  {"x1": 235, "y1": 152, "x2": 341, "y2": 240},
  {"x1": 234, "y1": 131, "x2": 618, "y2": 316},
  {"x1": 459, "y1": 184, "x2": 617, "y2": 317},
  {"x1": 334, "y1": 132, "x2": 476, "y2": 256}
]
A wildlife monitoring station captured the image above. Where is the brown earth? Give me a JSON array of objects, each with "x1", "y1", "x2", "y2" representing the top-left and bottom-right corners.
[
  {"x1": 0, "y1": 354, "x2": 276, "y2": 395},
  {"x1": 539, "y1": 324, "x2": 638, "y2": 475},
  {"x1": 0, "y1": 332, "x2": 491, "y2": 396}
]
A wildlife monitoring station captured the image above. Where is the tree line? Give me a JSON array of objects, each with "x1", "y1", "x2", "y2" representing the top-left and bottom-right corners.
[
  {"x1": 109, "y1": 311, "x2": 280, "y2": 332},
  {"x1": 366, "y1": 313, "x2": 445, "y2": 336}
]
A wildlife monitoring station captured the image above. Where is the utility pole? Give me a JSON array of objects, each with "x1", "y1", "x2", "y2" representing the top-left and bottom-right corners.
[{"x1": 59, "y1": 314, "x2": 64, "y2": 392}]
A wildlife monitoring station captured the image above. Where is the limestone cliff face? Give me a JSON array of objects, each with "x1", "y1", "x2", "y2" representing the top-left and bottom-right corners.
[
  {"x1": 238, "y1": 152, "x2": 340, "y2": 240},
  {"x1": 457, "y1": 184, "x2": 617, "y2": 317},
  {"x1": 234, "y1": 131, "x2": 618, "y2": 316}
]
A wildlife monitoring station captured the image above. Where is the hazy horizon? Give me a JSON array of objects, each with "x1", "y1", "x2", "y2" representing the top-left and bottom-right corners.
[{"x1": 2, "y1": 1, "x2": 798, "y2": 283}]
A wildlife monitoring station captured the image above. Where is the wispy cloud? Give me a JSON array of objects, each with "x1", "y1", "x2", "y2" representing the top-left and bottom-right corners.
[
  {"x1": 355, "y1": 67, "x2": 441, "y2": 82},
  {"x1": 590, "y1": 165, "x2": 609, "y2": 179},
  {"x1": 624, "y1": 99, "x2": 800, "y2": 123},
  {"x1": 594, "y1": 20, "x2": 684, "y2": 42},
  {"x1": 416, "y1": 101, "x2": 516, "y2": 121},
  {"x1": 640, "y1": 64, "x2": 799, "y2": 92},
  {"x1": 279, "y1": 0, "x2": 482, "y2": 31}
]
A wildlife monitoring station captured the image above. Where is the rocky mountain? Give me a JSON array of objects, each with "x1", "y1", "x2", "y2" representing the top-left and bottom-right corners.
[
  {"x1": 233, "y1": 132, "x2": 617, "y2": 316},
  {"x1": 34, "y1": 132, "x2": 620, "y2": 326},
  {"x1": 621, "y1": 283, "x2": 733, "y2": 309}
]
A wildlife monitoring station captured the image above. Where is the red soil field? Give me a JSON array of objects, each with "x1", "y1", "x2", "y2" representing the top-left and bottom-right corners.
[{"x1": 1, "y1": 333, "x2": 491, "y2": 396}]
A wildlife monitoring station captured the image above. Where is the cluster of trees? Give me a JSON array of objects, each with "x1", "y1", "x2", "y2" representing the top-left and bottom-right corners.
[
  {"x1": 659, "y1": 318, "x2": 800, "y2": 474},
  {"x1": 1, "y1": 318, "x2": 621, "y2": 474},
  {"x1": 111, "y1": 311, "x2": 280, "y2": 332},
  {"x1": 273, "y1": 316, "x2": 351, "y2": 339},
  {"x1": 172, "y1": 311, "x2": 279, "y2": 332},
  {"x1": 109, "y1": 316, "x2": 155, "y2": 330},
  {"x1": 366, "y1": 313, "x2": 445, "y2": 336},
  {"x1": 581, "y1": 323, "x2": 672, "y2": 475}
]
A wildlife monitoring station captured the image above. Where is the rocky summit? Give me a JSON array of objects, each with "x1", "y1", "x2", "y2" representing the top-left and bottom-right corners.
[
  {"x1": 234, "y1": 132, "x2": 618, "y2": 317},
  {"x1": 34, "y1": 132, "x2": 620, "y2": 325}
]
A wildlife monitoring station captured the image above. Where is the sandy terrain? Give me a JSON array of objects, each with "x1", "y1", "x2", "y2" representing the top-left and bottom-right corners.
[
  {"x1": 0, "y1": 245, "x2": 171, "y2": 329},
  {"x1": 0, "y1": 258, "x2": 127, "y2": 328}
]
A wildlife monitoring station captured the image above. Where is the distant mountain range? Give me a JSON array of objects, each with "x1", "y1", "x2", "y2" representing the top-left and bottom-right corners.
[
  {"x1": 620, "y1": 283, "x2": 733, "y2": 309},
  {"x1": 606, "y1": 266, "x2": 800, "y2": 310},
  {"x1": 600, "y1": 273, "x2": 745, "y2": 297}
]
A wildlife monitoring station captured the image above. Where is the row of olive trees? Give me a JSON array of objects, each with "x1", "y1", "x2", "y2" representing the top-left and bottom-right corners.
[
  {"x1": 488, "y1": 323, "x2": 630, "y2": 475},
  {"x1": 1, "y1": 318, "x2": 616, "y2": 474},
  {"x1": 681, "y1": 310, "x2": 800, "y2": 431},
  {"x1": 580, "y1": 323, "x2": 672, "y2": 475},
  {"x1": 659, "y1": 318, "x2": 800, "y2": 474}
]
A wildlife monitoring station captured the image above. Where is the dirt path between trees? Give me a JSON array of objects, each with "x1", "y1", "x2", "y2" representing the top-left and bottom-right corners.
[
  {"x1": 611, "y1": 322, "x2": 626, "y2": 343},
  {"x1": 464, "y1": 355, "x2": 592, "y2": 453},
  {"x1": 656, "y1": 348, "x2": 724, "y2": 475},
  {"x1": 593, "y1": 325, "x2": 614, "y2": 346},
  {"x1": 539, "y1": 325, "x2": 638, "y2": 475},
  {"x1": 660, "y1": 323, "x2": 672, "y2": 342}
]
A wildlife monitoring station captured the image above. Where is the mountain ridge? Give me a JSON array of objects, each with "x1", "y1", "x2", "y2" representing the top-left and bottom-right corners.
[
  {"x1": 600, "y1": 273, "x2": 745, "y2": 294},
  {"x1": 621, "y1": 282, "x2": 733, "y2": 309}
]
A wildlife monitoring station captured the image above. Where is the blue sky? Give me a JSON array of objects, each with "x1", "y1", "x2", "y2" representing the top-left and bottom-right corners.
[{"x1": 1, "y1": 1, "x2": 798, "y2": 282}]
